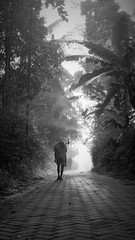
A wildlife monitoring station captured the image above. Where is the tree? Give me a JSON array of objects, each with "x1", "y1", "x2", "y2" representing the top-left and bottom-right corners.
[
  {"x1": 43, "y1": 0, "x2": 68, "y2": 22},
  {"x1": 62, "y1": 0, "x2": 135, "y2": 130},
  {"x1": 69, "y1": 1, "x2": 135, "y2": 175},
  {"x1": 81, "y1": 0, "x2": 120, "y2": 44},
  {"x1": 0, "y1": 0, "x2": 68, "y2": 114},
  {"x1": 45, "y1": 0, "x2": 135, "y2": 177},
  {"x1": 0, "y1": 0, "x2": 47, "y2": 112},
  {"x1": 0, "y1": 0, "x2": 72, "y2": 186}
]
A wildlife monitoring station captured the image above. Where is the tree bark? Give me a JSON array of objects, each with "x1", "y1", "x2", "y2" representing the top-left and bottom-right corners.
[{"x1": 26, "y1": 0, "x2": 32, "y2": 134}]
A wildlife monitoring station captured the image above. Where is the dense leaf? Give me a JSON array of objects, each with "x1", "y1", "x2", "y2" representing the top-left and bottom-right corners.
[
  {"x1": 82, "y1": 42, "x2": 122, "y2": 65},
  {"x1": 81, "y1": 0, "x2": 120, "y2": 43},
  {"x1": 77, "y1": 67, "x2": 114, "y2": 87},
  {"x1": 104, "y1": 109, "x2": 127, "y2": 127},
  {"x1": 112, "y1": 12, "x2": 129, "y2": 54},
  {"x1": 68, "y1": 96, "x2": 80, "y2": 101},
  {"x1": 44, "y1": 0, "x2": 68, "y2": 22}
]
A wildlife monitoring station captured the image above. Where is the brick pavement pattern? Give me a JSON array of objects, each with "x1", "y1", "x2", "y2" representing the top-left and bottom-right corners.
[{"x1": 0, "y1": 170, "x2": 135, "y2": 240}]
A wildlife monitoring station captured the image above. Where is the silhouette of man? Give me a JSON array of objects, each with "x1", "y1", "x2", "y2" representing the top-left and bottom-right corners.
[{"x1": 54, "y1": 140, "x2": 67, "y2": 180}]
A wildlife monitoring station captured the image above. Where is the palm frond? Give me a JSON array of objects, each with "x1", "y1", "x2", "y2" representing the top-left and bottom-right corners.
[
  {"x1": 68, "y1": 96, "x2": 80, "y2": 100},
  {"x1": 81, "y1": 41, "x2": 122, "y2": 65},
  {"x1": 98, "y1": 89, "x2": 118, "y2": 110},
  {"x1": 84, "y1": 89, "x2": 118, "y2": 118},
  {"x1": 63, "y1": 54, "x2": 110, "y2": 67},
  {"x1": 104, "y1": 109, "x2": 127, "y2": 127},
  {"x1": 63, "y1": 55, "x2": 87, "y2": 61},
  {"x1": 77, "y1": 67, "x2": 114, "y2": 87}
]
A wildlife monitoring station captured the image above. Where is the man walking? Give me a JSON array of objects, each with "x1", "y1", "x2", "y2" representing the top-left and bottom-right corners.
[{"x1": 54, "y1": 140, "x2": 67, "y2": 180}]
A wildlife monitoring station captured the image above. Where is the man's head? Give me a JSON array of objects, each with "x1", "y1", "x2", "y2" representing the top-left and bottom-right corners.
[{"x1": 56, "y1": 137, "x2": 63, "y2": 144}]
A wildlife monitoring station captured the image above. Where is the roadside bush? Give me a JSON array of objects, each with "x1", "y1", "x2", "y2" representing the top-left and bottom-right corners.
[
  {"x1": 91, "y1": 126, "x2": 135, "y2": 179},
  {"x1": 0, "y1": 113, "x2": 49, "y2": 190},
  {"x1": 112, "y1": 127, "x2": 135, "y2": 178},
  {"x1": 91, "y1": 135, "x2": 116, "y2": 171}
]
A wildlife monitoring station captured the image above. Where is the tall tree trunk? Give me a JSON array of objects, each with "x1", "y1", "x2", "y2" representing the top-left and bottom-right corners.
[
  {"x1": 4, "y1": 40, "x2": 10, "y2": 112},
  {"x1": 26, "y1": 47, "x2": 31, "y2": 134},
  {"x1": 26, "y1": 1, "x2": 32, "y2": 135},
  {"x1": 3, "y1": 4, "x2": 11, "y2": 114}
]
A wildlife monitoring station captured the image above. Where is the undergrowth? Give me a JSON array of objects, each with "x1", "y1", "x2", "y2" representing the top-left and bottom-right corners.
[
  {"x1": 91, "y1": 126, "x2": 135, "y2": 180},
  {"x1": 0, "y1": 114, "x2": 53, "y2": 193}
]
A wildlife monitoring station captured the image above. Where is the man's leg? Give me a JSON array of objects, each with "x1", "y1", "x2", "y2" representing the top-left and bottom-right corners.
[
  {"x1": 57, "y1": 164, "x2": 60, "y2": 179},
  {"x1": 60, "y1": 164, "x2": 64, "y2": 180}
]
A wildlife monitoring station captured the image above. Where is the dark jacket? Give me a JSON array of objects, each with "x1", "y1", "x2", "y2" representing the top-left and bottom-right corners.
[{"x1": 54, "y1": 141, "x2": 67, "y2": 166}]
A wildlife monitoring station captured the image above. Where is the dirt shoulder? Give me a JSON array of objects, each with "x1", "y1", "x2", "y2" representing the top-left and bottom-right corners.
[{"x1": 0, "y1": 177, "x2": 48, "y2": 222}]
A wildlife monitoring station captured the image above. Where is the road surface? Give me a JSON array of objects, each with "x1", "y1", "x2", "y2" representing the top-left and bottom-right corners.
[{"x1": 0, "y1": 170, "x2": 135, "y2": 239}]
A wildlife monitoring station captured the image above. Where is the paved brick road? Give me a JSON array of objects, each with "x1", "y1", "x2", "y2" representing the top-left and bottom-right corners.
[{"x1": 0, "y1": 170, "x2": 135, "y2": 240}]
